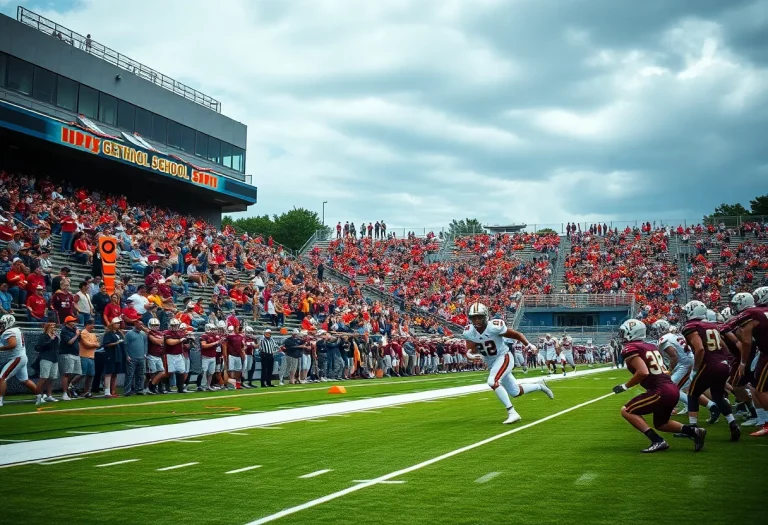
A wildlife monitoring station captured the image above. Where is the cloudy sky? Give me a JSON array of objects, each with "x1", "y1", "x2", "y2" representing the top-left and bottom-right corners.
[{"x1": 4, "y1": 0, "x2": 768, "y2": 232}]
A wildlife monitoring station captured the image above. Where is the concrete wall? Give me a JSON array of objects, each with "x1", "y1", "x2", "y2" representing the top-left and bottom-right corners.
[{"x1": 0, "y1": 13, "x2": 247, "y2": 149}]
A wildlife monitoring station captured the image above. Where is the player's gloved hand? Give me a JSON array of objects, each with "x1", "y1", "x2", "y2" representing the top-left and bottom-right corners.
[{"x1": 612, "y1": 384, "x2": 628, "y2": 394}]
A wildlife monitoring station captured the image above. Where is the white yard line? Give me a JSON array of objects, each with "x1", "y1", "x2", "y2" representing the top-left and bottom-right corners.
[
  {"x1": 123, "y1": 424, "x2": 150, "y2": 428},
  {"x1": 299, "y1": 469, "x2": 332, "y2": 479},
  {"x1": 244, "y1": 391, "x2": 614, "y2": 525},
  {"x1": 226, "y1": 465, "x2": 262, "y2": 474},
  {"x1": 157, "y1": 462, "x2": 198, "y2": 471},
  {"x1": 96, "y1": 459, "x2": 140, "y2": 468},
  {"x1": 575, "y1": 472, "x2": 597, "y2": 485},
  {"x1": 228, "y1": 432, "x2": 249, "y2": 436},
  {"x1": 0, "y1": 439, "x2": 29, "y2": 443},
  {"x1": 0, "y1": 368, "x2": 612, "y2": 468},
  {"x1": 474, "y1": 472, "x2": 501, "y2": 484},
  {"x1": 352, "y1": 480, "x2": 405, "y2": 484}
]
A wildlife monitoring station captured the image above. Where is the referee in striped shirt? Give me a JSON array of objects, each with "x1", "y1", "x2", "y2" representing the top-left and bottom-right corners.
[{"x1": 259, "y1": 329, "x2": 277, "y2": 387}]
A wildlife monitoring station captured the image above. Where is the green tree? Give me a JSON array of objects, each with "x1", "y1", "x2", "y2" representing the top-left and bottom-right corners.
[
  {"x1": 750, "y1": 194, "x2": 768, "y2": 216},
  {"x1": 448, "y1": 218, "x2": 484, "y2": 237},
  {"x1": 536, "y1": 228, "x2": 557, "y2": 235},
  {"x1": 703, "y1": 202, "x2": 750, "y2": 225},
  {"x1": 272, "y1": 208, "x2": 329, "y2": 252}
]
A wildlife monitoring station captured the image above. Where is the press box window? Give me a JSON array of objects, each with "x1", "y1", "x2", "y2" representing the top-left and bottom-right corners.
[
  {"x1": 32, "y1": 66, "x2": 56, "y2": 104},
  {"x1": 55, "y1": 76, "x2": 78, "y2": 111},
  {"x1": 77, "y1": 84, "x2": 99, "y2": 119},
  {"x1": 6, "y1": 56, "x2": 33, "y2": 95},
  {"x1": 98, "y1": 92, "x2": 118, "y2": 126}
]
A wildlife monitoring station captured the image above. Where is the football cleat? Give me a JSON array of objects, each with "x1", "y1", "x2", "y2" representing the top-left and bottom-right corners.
[
  {"x1": 503, "y1": 408, "x2": 522, "y2": 424},
  {"x1": 539, "y1": 379, "x2": 554, "y2": 399},
  {"x1": 693, "y1": 427, "x2": 707, "y2": 452},
  {"x1": 707, "y1": 404, "x2": 721, "y2": 425},
  {"x1": 750, "y1": 424, "x2": 768, "y2": 437},
  {"x1": 641, "y1": 440, "x2": 670, "y2": 453},
  {"x1": 729, "y1": 421, "x2": 741, "y2": 442}
]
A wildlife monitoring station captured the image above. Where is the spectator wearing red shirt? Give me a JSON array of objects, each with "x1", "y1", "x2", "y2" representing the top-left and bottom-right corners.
[
  {"x1": 26, "y1": 285, "x2": 49, "y2": 322},
  {"x1": 25, "y1": 266, "x2": 46, "y2": 296},
  {"x1": 60, "y1": 211, "x2": 77, "y2": 252},
  {"x1": 6, "y1": 258, "x2": 28, "y2": 307}
]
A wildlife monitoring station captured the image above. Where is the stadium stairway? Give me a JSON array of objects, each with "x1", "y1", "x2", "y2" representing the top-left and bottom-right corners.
[{"x1": 701, "y1": 235, "x2": 768, "y2": 305}]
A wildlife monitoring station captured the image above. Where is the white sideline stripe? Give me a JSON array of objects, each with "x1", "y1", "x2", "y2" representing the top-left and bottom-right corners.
[
  {"x1": 0, "y1": 439, "x2": 29, "y2": 442},
  {"x1": 38, "y1": 457, "x2": 83, "y2": 465},
  {"x1": 66, "y1": 431, "x2": 99, "y2": 434},
  {"x1": 0, "y1": 367, "x2": 612, "y2": 467},
  {"x1": 0, "y1": 374, "x2": 485, "y2": 415},
  {"x1": 244, "y1": 391, "x2": 614, "y2": 525},
  {"x1": 575, "y1": 472, "x2": 596, "y2": 485},
  {"x1": 96, "y1": 459, "x2": 140, "y2": 468},
  {"x1": 352, "y1": 480, "x2": 405, "y2": 484},
  {"x1": 474, "y1": 472, "x2": 501, "y2": 484},
  {"x1": 299, "y1": 469, "x2": 332, "y2": 479},
  {"x1": 157, "y1": 462, "x2": 198, "y2": 471},
  {"x1": 226, "y1": 465, "x2": 262, "y2": 474}
]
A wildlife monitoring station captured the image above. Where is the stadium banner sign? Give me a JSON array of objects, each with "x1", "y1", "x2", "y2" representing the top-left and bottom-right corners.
[{"x1": 0, "y1": 101, "x2": 256, "y2": 204}]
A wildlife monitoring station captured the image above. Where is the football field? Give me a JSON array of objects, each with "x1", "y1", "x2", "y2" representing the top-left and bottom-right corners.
[{"x1": 0, "y1": 368, "x2": 764, "y2": 525}]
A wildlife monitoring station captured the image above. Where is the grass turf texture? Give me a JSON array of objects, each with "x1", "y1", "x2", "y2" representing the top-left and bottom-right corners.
[{"x1": 1, "y1": 371, "x2": 764, "y2": 525}]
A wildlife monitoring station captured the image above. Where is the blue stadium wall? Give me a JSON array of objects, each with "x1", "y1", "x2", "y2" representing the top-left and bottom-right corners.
[{"x1": 522, "y1": 309, "x2": 629, "y2": 327}]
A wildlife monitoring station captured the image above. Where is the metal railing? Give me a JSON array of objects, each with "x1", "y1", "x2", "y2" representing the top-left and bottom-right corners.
[
  {"x1": 18, "y1": 7, "x2": 221, "y2": 113},
  {"x1": 524, "y1": 294, "x2": 635, "y2": 309},
  {"x1": 520, "y1": 325, "x2": 619, "y2": 334}
]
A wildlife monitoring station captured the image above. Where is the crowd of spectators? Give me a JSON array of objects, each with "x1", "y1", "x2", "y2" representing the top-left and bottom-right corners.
[{"x1": 335, "y1": 220, "x2": 389, "y2": 240}]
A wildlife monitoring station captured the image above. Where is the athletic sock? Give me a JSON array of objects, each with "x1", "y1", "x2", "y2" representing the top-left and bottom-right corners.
[
  {"x1": 520, "y1": 383, "x2": 543, "y2": 395},
  {"x1": 681, "y1": 424, "x2": 697, "y2": 437},
  {"x1": 689, "y1": 416, "x2": 698, "y2": 425},
  {"x1": 707, "y1": 400, "x2": 716, "y2": 410},
  {"x1": 104, "y1": 377, "x2": 111, "y2": 394},
  {"x1": 644, "y1": 428, "x2": 664, "y2": 444},
  {"x1": 725, "y1": 414, "x2": 735, "y2": 423},
  {"x1": 494, "y1": 386, "x2": 513, "y2": 409}
]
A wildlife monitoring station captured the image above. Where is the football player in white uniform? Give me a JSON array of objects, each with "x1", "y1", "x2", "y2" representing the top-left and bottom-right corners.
[
  {"x1": 505, "y1": 338, "x2": 528, "y2": 373},
  {"x1": 541, "y1": 333, "x2": 559, "y2": 375},
  {"x1": 560, "y1": 333, "x2": 576, "y2": 374},
  {"x1": 0, "y1": 315, "x2": 41, "y2": 407},
  {"x1": 462, "y1": 304, "x2": 553, "y2": 424}
]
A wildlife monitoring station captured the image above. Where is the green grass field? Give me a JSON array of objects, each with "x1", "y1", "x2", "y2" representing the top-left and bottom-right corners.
[{"x1": 0, "y1": 370, "x2": 765, "y2": 525}]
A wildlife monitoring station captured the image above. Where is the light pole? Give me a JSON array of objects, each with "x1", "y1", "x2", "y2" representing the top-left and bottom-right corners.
[{"x1": 322, "y1": 201, "x2": 327, "y2": 226}]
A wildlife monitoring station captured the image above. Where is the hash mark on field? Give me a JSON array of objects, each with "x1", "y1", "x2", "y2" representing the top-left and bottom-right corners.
[
  {"x1": 688, "y1": 475, "x2": 707, "y2": 488},
  {"x1": 358, "y1": 410, "x2": 382, "y2": 414},
  {"x1": 475, "y1": 472, "x2": 501, "y2": 484},
  {"x1": 123, "y1": 424, "x2": 150, "y2": 428},
  {"x1": 257, "y1": 426, "x2": 283, "y2": 430},
  {"x1": 305, "y1": 419, "x2": 327, "y2": 423},
  {"x1": 228, "y1": 433, "x2": 249, "y2": 436},
  {"x1": 173, "y1": 439, "x2": 203, "y2": 443},
  {"x1": 157, "y1": 462, "x2": 199, "y2": 471},
  {"x1": 575, "y1": 472, "x2": 597, "y2": 485},
  {"x1": 0, "y1": 439, "x2": 29, "y2": 442},
  {"x1": 177, "y1": 418, "x2": 202, "y2": 422},
  {"x1": 66, "y1": 431, "x2": 99, "y2": 434},
  {"x1": 38, "y1": 457, "x2": 83, "y2": 465},
  {"x1": 226, "y1": 465, "x2": 262, "y2": 474},
  {"x1": 96, "y1": 459, "x2": 141, "y2": 468},
  {"x1": 299, "y1": 469, "x2": 332, "y2": 479}
]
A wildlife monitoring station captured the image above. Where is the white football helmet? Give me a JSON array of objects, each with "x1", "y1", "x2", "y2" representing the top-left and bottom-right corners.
[
  {"x1": 179, "y1": 323, "x2": 188, "y2": 331},
  {"x1": 669, "y1": 325, "x2": 679, "y2": 334},
  {"x1": 169, "y1": 318, "x2": 181, "y2": 330},
  {"x1": 651, "y1": 319, "x2": 670, "y2": 336},
  {"x1": 683, "y1": 300, "x2": 708, "y2": 321},
  {"x1": 619, "y1": 319, "x2": 647, "y2": 342},
  {"x1": 731, "y1": 292, "x2": 755, "y2": 313},
  {"x1": 244, "y1": 326, "x2": 254, "y2": 334},
  {"x1": 705, "y1": 309, "x2": 717, "y2": 322},
  {"x1": 753, "y1": 286, "x2": 768, "y2": 306},
  {"x1": 217, "y1": 320, "x2": 226, "y2": 331},
  {"x1": 204, "y1": 323, "x2": 215, "y2": 332},
  {"x1": 148, "y1": 318, "x2": 160, "y2": 328},
  {"x1": 0, "y1": 314, "x2": 16, "y2": 331},
  {"x1": 720, "y1": 307, "x2": 732, "y2": 321},
  {"x1": 468, "y1": 302, "x2": 488, "y2": 321}
]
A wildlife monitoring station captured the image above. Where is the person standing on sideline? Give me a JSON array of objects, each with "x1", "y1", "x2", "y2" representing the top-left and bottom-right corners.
[
  {"x1": 35, "y1": 322, "x2": 60, "y2": 403},
  {"x1": 124, "y1": 321, "x2": 148, "y2": 396},
  {"x1": 69, "y1": 318, "x2": 100, "y2": 398},
  {"x1": 58, "y1": 316, "x2": 81, "y2": 400},
  {"x1": 259, "y1": 329, "x2": 277, "y2": 387},
  {"x1": 102, "y1": 318, "x2": 126, "y2": 398}
]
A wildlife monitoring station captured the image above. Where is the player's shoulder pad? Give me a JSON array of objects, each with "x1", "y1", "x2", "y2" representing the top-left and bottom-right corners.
[
  {"x1": 487, "y1": 318, "x2": 507, "y2": 335},
  {"x1": 620, "y1": 341, "x2": 642, "y2": 357}
]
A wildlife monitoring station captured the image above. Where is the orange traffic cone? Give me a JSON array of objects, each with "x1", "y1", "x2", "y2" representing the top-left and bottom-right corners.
[{"x1": 327, "y1": 385, "x2": 347, "y2": 394}]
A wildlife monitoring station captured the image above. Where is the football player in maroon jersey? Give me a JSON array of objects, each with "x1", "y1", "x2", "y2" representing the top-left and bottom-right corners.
[
  {"x1": 613, "y1": 319, "x2": 706, "y2": 453},
  {"x1": 682, "y1": 301, "x2": 740, "y2": 441},
  {"x1": 734, "y1": 291, "x2": 768, "y2": 436}
]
